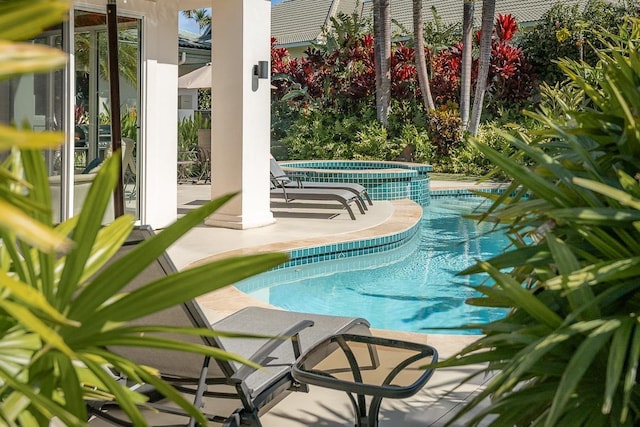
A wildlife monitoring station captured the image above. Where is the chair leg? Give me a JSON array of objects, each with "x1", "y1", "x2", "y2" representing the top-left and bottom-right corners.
[
  {"x1": 223, "y1": 409, "x2": 262, "y2": 427},
  {"x1": 364, "y1": 192, "x2": 373, "y2": 206}
]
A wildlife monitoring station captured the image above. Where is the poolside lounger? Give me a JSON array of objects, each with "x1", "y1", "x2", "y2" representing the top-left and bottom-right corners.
[
  {"x1": 270, "y1": 158, "x2": 373, "y2": 207},
  {"x1": 88, "y1": 226, "x2": 375, "y2": 427},
  {"x1": 270, "y1": 185, "x2": 365, "y2": 220}
]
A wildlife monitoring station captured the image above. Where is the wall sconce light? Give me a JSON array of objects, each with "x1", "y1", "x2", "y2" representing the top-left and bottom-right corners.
[{"x1": 253, "y1": 61, "x2": 269, "y2": 79}]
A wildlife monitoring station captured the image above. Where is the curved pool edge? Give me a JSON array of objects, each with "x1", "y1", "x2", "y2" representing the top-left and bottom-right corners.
[
  {"x1": 192, "y1": 199, "x2": 423, "y2": 320},
  {"x1": 188, "y1": 198, "x2": 422, "y2": 267}
]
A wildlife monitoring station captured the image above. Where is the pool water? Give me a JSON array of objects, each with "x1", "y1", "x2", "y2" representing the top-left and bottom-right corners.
[{"x1": 236, "y1": 196, "x2": 509, "y2": 334}]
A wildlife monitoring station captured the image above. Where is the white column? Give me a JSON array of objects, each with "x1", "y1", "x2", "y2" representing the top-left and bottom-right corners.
[
  {"x1": 143, "y1": 1, "x2": 179, "y2": 228},
  {"x1": 205, "y1": 0, "x2": 274, "y2": 229}
]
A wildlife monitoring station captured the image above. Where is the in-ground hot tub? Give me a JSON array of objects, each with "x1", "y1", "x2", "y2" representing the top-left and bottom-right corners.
[{"x1": 279, "y1": 160, "x2": 432, "y2": 205}]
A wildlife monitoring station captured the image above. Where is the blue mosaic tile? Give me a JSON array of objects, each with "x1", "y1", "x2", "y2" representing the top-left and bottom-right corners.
[
  {"x1": 280, "y1": 160, "x2": 431, "y2": 204},
  {"x1": 236, "y1": 229, "x2": 423, "y2": 292}
]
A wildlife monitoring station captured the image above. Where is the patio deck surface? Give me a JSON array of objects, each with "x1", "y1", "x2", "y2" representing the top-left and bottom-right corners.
[{"x1": 160, "y1": 183, "x2": 495, "y2": 426}]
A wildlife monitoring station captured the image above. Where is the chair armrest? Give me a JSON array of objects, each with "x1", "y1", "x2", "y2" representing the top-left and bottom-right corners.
[{"x1": 231, "y1": 319, "x2": 314, "y2": 382}]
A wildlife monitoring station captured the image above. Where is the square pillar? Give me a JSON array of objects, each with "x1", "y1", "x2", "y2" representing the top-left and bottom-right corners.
[{"x1": 205, "y1": 0, "x2": 274, "y2": 229}]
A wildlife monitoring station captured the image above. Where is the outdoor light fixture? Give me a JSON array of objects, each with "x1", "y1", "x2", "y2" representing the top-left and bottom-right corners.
[{"x1": 253, "y1": 61, "x2": 269, "y2": 79}]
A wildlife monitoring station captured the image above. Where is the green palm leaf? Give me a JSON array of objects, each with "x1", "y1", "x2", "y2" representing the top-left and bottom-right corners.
[{"x1": 0, "y1": 42, "x2": 66, "y2": 81}]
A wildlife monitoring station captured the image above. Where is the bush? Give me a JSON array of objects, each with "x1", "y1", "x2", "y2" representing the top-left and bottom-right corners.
[
  {"x1": 426, "y1": 102, "x2": 463, "y2": 158},
  {"x1": 178, "y1": 112, "x2": 210, "y2": 152},
  {"x1": 519, "y1": 0, "x2": 638, "y2": 85},
  {"x1": 270, "y1": 12, "x2": 537, "y2": 173},
  {"x1": 443, "y1": 18, "x2": 640, "y2": 426},
  {"x1": 431, "y1": 14, "x2": 537, "y2": 112}
]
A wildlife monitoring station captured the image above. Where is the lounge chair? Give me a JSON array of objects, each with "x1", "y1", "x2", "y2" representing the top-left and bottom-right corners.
[
  {"x1": 270, "y1": 184, "x2": 365, "y2": 220},
  {"x1": 88, "y1": 227, "x2": 375, "y2": 426},
  {"x1": 270, "y1": 158, "x2": 373, "y2": 207}
]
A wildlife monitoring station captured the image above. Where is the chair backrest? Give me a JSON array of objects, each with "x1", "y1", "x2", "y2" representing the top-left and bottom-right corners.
[
  {"x1": 197, "y1": 145, "x2": 211, "y2": 164},
  {"x1": 269, "y1": 158, "x2": 291, "y2": 186},
  {"x1": 121, "y1": 137, "x2": 136, "y2": 175},
  {"x1": 107, "y1": 227, "x2": 235, "y2": 380}
]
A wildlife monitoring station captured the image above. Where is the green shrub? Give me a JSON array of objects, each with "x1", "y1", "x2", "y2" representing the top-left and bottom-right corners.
[
  {"x1": 281, "y1": 105, "x2": 378, "y2": 159},
  {"x1": 395, "y1": 124, "x2": 432, "y2": 163},
  {"x1": 537, "y1": 79, "x2": 589, "y2": 123},
  {"x1": 351, "y1": 121, "x2": 391, "y2": 159},
  {"x1": 427, "y1": 102, "x2": 463, "y2": 158},
  {"x1": 520, "y1": 0, "x2": 637, "y2": 85},
  {"x1": 177, "y1": 112, "x2": 210, "y2": 152},
  {"x1": 443, "y1": 18, "x2": 640, "y2": 426}
]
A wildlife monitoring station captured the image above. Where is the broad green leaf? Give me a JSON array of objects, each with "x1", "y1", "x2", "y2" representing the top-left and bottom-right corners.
[
  {"x1": 603, "y1": 318, "x2": 633, "y2": 414},
  {"x1": 57, "y1": 153, "x2": 122, "y2": 307},
  {"x1": 469, "y1": 137, "x2": 573, "y2": 207},
  {"x1": 478, "y1": 261, "x2": 563, "y2": 329},
  {"x1": 54, "y1": 353, "x2": 87, "y2": 421},
  {"x1": 79, "y1": 356, "x2": 147, "y2": 426},
  {"x1": 545, "y1": 257, "x2": 640, "y2": 290},
  {"x1": 1, "y1": 389, "x2": 31, "y2": 427},
  {"x1": 0, "y1": 42, "x2": 66, "y2": 81},
  {"x1": 87, "y1": 349, "x2": 210, "y2": 426},
  {"x1": 136, "y1": 370, "x2": 210, "y2": 426},
  {"x1": 545, "y1": 321, "x2": 618, "y2": 427},
  {"x1": 493, "y1": 321, "x2": 607, "y2": 397},
  {"x1": 0, "y1": 199, "x2": 71, "y2": 253},
  {"x1": 84, "y1": 334, "x2": 260, "y2": 370},
  {"x1": 21, "y1": 148, "x2": 56, "y2": 299},
  {"x1": 0, "y1": 270, "x2": 78, "y2": 327},
  {"x1": 68, "y1": 193, "x2": 238, "y2": 321},
  {"x1": 0, "y1": 366, "x2": 85, "y2": 427},
  {"x1": 460, "y1": 245, "x2": 551, "y2": 275},
  {"x1": 574, "y1": 177, "x2": 640, "y2": 210},
  {"x1": 605, "y1": 73, "x2": 640, "y2": 149},
  {"x1": 621, "y1": 323, "x2": 640, "y2": 423},
  {"x1": 0, "y1": 125, "x2": 63, "y2": 151},
  {"x1": 72, "y1": 215, "x2": 134, "y2": 285},
  {"x1": 545, "y1": 233, "x2": 598, "y2": 319},
  {"x1": 0, "y1": 300, "x2": 75, "y2": 358},
  {"x1": 95, "y1": 324, "x2": 279, "y2": 342},
  {"x1": 87, "y1": 253, "x2": 288, "y2": 325},
  {"x1": 547, "y1": 207, "x2": 640, "y2": 225},
  {"x1": 0, "y1": 1, "x2": 69, "y2": 41}
]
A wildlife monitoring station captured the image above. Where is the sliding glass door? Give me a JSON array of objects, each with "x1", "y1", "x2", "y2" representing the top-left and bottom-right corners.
[
  {"x1": 0, "y1": 8, "x2": 142, "y2": 223},
  {"x1": 74, "y1": 9, "x2": 142, "y2": 219}
]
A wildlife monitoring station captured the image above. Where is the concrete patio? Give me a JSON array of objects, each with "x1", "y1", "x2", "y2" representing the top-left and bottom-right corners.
[{"x1": 160, "y1": 183, "x2": 495, "y2": 426}]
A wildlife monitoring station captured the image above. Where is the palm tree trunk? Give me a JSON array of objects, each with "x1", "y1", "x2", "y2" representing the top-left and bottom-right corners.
[
  {"x1": 413, "y1": 0, "x2": 435, "y2": 112},
  {"x1": 469, "y1": 0, "x2": 496, "y2": 136},
  {"x1": 374, "y1": 0, "x2": 391, "y2": 126},
  {"x1": 460, "y1": 0, "x2": 475, "y2": 129}
]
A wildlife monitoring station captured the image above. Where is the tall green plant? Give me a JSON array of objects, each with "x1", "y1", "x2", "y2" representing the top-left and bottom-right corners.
[
  {"x1": 438, "y1": 19, "x2": 640, "y2": 426},
  {"x1": 178, "y1": 112, "x2": 211, "y2": 152},
  {"x1": 520, "y1": 0, "x2": 637, "y2": 85},
  {"x1": 1, "y1": 2, "x2": 285, "y2": 425}
]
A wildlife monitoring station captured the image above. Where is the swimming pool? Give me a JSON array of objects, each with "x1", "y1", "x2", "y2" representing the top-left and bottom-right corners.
[{"x1": 235, "y1": 196, "x2": 509, "y2": 334}]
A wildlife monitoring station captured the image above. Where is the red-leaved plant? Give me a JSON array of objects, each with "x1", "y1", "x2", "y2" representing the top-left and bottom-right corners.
[{"x1": 271, "y1": 13, "x2": 535, "y2": 114}]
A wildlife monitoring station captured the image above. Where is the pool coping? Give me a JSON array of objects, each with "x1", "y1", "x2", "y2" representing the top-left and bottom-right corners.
[
  {"x1": 193, "y1": 198, "x2": 423, "y2": 318},
  {"x1": 188, "y1": 198, "x2": 422, "y2": 267},
  {"x1": 192, "y1": 182, "x2": 511, "y2": 322}
]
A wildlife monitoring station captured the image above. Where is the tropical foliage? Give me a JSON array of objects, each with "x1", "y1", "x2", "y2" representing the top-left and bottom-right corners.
[
  {"x1": 431, "y1": 13, "x2": 536, "y2": 117},
  {"x1": 1, "y1": 2, "x2": 285, "y2": 425},
  {"x1": 271, "y1": 11, "x2": 535, "y2": 175},
  {"x1": 440, "y1": 19, "x2": 640, "y2": 426},
  {"x1": 520, "y1": 0, "x2": 639, "y2": 84}
]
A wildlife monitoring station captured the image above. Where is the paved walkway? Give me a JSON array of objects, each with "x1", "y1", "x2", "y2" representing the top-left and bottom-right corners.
[{"x1": 165, "y1": 183, "x2": 494, "y2": 426}]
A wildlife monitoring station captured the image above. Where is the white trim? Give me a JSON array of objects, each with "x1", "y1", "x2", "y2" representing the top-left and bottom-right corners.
[{"x1": 62, "y1": 16, "x2": 75, "y2": 221}]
